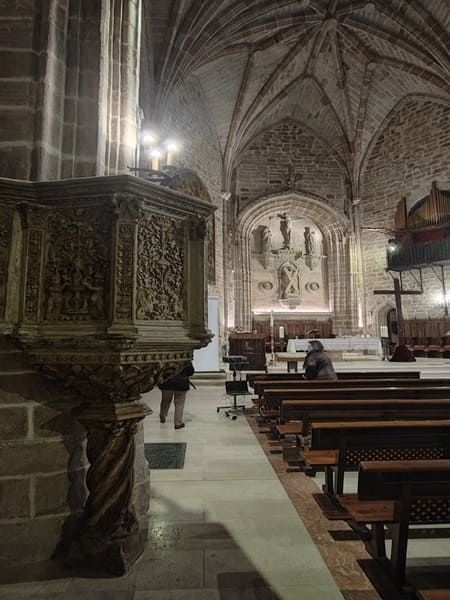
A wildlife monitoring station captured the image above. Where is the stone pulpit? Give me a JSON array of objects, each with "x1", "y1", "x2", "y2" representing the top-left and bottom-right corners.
[{"x1": 0, "y1": 175, "x2": 214, "y2": 574}]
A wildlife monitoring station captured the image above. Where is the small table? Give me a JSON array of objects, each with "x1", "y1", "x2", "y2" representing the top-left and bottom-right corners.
[{"x1": 276, "y1": 352, "x2": 305, "y2": 372}]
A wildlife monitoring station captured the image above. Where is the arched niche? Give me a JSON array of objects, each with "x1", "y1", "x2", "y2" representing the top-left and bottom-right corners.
[{"x1": 234, "y1": 192, "x2": 352, "y2": 331}]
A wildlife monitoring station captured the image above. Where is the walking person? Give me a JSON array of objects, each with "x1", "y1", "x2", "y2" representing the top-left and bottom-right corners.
[
  {"x1": 159, "y1": 362, "x2": 195, "y2": 429},
  {"x1": 303, "y1": 340, "x2": 337, "y2": 380}
]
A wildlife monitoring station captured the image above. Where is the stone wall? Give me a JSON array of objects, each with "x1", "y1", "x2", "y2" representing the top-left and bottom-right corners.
[
  {"x1": 0, "y1": 337, "x2": 87, "y2": 564},
  {"x1": 360, "y1": 99, "x2": 450, "y2": 329},
  {"x1": 160, "y1": 76, "x2": 226, "y2": 345},
  {"x1": 0, "y1": 0, "x2": 69, "y2": 180},
  {"x1": 232, "y1": 118, "x2": 351, "y2": 331},
  {"x1": 235, "y1": 118, "x2": 347, "y2": 214}
]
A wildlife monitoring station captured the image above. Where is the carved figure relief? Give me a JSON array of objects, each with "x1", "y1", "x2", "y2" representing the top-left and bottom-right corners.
[
  {"x1": 168, "y1": 168, "x2": 212, "y2": 203},
  {"x1": 25, "y1": 229, "x2": 44, "y2": 321},
  {"x1": 279, "y1": 261, "x2": 300, "y2": 300},
  {"x1": 115, "y1": 223, "x2": 136, "y2": 320},
  {"x1": 262, "y1": 226, "x2": 272, "y2": 253},
  {"x1": 250, "y1": 214, "x2": 327, "y2": 311},
  {"x1": 44, "y1": 206, "x2": 112, "y2": 321},
  {"x1": 0, "y1": 208, "x2": 13, "y2": 319},
  {"x1": 136, "y1": 213, "x2": 185, "y2": 320},
  {"x1": 277, "y1": 213, "x2": 291, "y2": 249}
]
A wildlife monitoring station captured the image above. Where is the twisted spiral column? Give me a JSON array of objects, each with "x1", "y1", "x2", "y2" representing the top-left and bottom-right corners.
[{"x1": 73, "y1": 402, "x2": 146, "y2": 575}]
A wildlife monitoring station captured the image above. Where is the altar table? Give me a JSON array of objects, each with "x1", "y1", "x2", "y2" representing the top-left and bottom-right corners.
[{"x1": 286, "y1": 337, "x2": 382, "y2": 356}]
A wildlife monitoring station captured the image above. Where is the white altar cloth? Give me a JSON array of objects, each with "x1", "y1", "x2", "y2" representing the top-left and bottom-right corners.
[{"x1": 286, "y1": 337, "x2": 382, "y2": 356}]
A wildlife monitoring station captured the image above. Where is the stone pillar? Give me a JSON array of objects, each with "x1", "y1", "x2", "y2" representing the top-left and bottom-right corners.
[
  {"x1": 351, "y1": 202, "x2": 367, "y2": 332},
  {"x1": 0, "y1": 0, "x2": 141, "y2": 181},
  {"x1": 0, "y1": 0, "x2": 69, "y2": 180},
  {"x1": 63, "y1": 0, "x2": 142, "y2": 178},
  {"x1": 0, "y1": 175, "x2": 214, "y2": 574}
]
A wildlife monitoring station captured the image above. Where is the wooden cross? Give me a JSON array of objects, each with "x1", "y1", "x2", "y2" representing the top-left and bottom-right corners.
[{"x1": 374, "y1": 277, "x2": 422, "y2": 345}]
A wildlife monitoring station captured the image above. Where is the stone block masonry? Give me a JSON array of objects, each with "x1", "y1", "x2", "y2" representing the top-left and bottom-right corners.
[
  {"x1": 0, "y1": 339, "x2": 87, "y2": 564},
  {"x1": 361, "y1": 99, "x2": 450, "y2": 327},
  {"x1": 236, "y1": 118, "x2": 347, "y2": 214}
]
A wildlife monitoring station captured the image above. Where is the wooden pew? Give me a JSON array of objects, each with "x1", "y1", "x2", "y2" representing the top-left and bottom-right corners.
[
  {"x1": 417, "y1": 591, "x2": 450, "y2": 600},
  {"x1": 265, "y1": 385, "x2": 450, "y2": 411},
  {"x1": 338, "y1": 460, "x2": 450, "y2": 583},
  {"x1": 254, "y1": 378, "x2": 450, "y2": 400},
  {"x1": 279, "y1": 398, "x2": 450, "y2": 437},
  {"x1": 301, "y1": 420, "x2": 450, "y2": 498},
  {"x1": 247, "y1": 370, "x2": 420, "y2": 389}
]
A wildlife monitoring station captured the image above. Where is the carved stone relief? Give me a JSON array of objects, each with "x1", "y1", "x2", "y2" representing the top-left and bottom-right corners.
[
  {"x1": 0, "y1": 207, "x2": 13, "y2": 320},
  {"x1": 136, "y1": 214, "x2": 185, "y2": 320},
  {"x1": 251, "y1": 215, "x2": 328, "y2": 311},
  {"x1": 44, "y1": 205, "x2": 112, "y2": 321},
  {"x1": 39, "y1": 358, "x2": 189, "y2": 404},
  {"x1": 0, "y1": 175, "x2": 215, "y2": 576},
  {"x1": 115, "y1": 223, "x2": 136, "y2": 320},
  {"x1": 24, "y1": 229, "x2": 44, "y2": 321}
]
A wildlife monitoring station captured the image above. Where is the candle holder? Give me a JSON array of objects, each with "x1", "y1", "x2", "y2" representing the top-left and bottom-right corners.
[
  {"x1": 269, "y1": 328, "x2": 276, "y2": 365},
  {"x1": 269, "y1": 318, "x2": 276, "y2": 366}
]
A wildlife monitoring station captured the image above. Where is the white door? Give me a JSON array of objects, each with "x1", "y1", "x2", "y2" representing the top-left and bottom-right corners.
[{"x1": 193, "y1": 296, "x2": 220, "y2": 372}]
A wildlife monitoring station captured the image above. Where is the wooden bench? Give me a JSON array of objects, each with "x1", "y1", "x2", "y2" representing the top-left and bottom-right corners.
[
  {"x1": 265, "y1": 385, "x2": 450, "y2": 411},
  {"x1": 338, "y1": 459, "x2": 450, "y2": 583},
  {"x1": 417, "y1": 591, "x2": 450, "y2": 600},
  {"x1": 254, "y1": 378, "x2": 450, "y2": 400},
  {"x1": 247, "y1": 370, "x2": 421, "y2": 389},
  {"x1": 280, "y1": 398, "x2": 450, "y2": 437},
  {"x1": 301, "y1": 420, "x2": 450, "y2": 498}
]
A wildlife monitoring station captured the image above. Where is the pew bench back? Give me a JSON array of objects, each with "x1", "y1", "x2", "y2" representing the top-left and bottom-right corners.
[{"x1": 266, "y1": 385, "x2": 450, "y2": 410}]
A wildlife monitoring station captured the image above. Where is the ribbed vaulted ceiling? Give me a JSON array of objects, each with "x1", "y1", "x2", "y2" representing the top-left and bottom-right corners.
[{"x1": 148, "y1": 0, "x2": 450, "y2": 188}]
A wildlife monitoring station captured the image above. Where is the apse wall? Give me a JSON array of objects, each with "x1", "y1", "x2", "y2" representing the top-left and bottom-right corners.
[
  {"x1": 360, "y1": 99, "x2": 450, "y2": 326},
  {"x1": 235, "y1": 118, "x2": 347, "y2": 214},
  {"x1": 233, "y1": 120, "x2": 352, "y2": 330}
]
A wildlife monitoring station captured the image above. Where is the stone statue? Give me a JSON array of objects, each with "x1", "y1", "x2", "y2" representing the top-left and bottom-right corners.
[
  {"x1": 279, "y1": 262, "x2": 299, "y2": 299},
  {"x1": 277, "y1": 213, "x2": 291, "y2": 249},
  {"x1": 262, "y1": 226, "x2": 272, "y2": 253},
  {"x1": 304, "y1": 227, "x2": 315, "y2": 255}
]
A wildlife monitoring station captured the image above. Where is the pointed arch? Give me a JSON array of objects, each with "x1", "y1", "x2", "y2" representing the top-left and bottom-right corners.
[{"x1": 233, "y1": 191, "x2": 354, "y2": 331}]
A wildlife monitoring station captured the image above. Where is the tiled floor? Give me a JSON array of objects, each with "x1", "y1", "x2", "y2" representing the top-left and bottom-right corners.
[
  {"x1": 141, "y1": 383, "x2": 344, "y2": 600},
  {"x1": 1, "y1": 357, "x2": 449, "y2": 599}
]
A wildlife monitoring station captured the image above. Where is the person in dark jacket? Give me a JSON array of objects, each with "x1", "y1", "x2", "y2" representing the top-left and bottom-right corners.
[
  {"x1": 303, "y1": 340, "x2": 337, "y2": 380},
  {"x1": 159, "y1": 362, "x2": 195, "y2": 429}
]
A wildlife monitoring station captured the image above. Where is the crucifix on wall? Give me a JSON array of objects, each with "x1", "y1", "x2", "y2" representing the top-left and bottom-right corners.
[{"x1": 374, "y1": 277, "x2": 422, "y2": 362}]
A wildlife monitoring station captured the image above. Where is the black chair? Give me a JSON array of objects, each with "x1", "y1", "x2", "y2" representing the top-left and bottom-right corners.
[{"x1": 217, "y1": 356, "x2": 251, "y2": 419}]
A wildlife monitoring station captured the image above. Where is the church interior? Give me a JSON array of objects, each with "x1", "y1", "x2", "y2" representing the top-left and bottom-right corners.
[{"x1": 0, "y1": 0, "x2": 450, "y2": 598}]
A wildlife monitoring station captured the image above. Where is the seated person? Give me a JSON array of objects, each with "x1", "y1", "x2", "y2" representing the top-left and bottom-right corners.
[{"x1": 303, "y1": 340, "x2": 337, "y2": 380}]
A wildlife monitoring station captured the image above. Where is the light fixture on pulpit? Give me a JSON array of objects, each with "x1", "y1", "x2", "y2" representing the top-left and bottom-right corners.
[
  {"x1": 147, "y1": 137, "x2": 181, "y2": 171},
  {"x1": 150, "y1": 148, "x2": 162, "y2": 171},
  {"x1": 166, "y1": 141, "x2": 180, "y2": 166},
  {"x1": 128, "y1": 126, "x2": 182, "y2": 177}
]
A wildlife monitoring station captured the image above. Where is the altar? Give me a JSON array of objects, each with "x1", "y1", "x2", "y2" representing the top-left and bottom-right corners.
[
  {"x1": 276, "y1": 337, "x2": 382, "y2": 371},
  {"x1": 286, "y1": 337, "x2": 382, "y2": 356}
]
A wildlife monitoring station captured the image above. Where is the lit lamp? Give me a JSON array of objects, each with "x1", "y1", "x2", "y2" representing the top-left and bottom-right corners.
[
  {"x1": 387, "y1": 238, "x2": 399, "y2": 253},
  {"x1": 142, "y1": 131, "x2": 158, "y2": 146},
  {"x1": 150, "y1": 149, "x2": 162, "y2": 171},
  {"x1": 166, "y1": 141, "x2": 180, "y2": 166}
]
